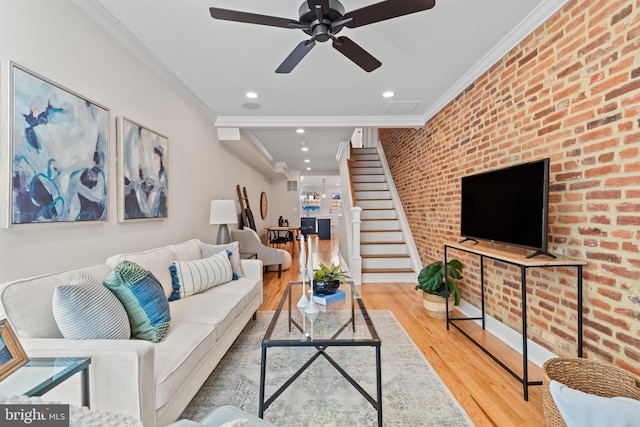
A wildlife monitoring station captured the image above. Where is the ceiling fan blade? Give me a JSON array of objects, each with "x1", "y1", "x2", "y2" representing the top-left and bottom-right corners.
[
  {"x1": 209, "y1": 7, "x2": 300, "y2": 29},
  {"x1": 332, "y1": 36, "x2": 381, "y2": 72},
  {"x1": 343, "y1": 0, "x2": 436, "y2": 28},
  {"x1": 276, "y1": 39, "x2": 316, "y2": 74}
]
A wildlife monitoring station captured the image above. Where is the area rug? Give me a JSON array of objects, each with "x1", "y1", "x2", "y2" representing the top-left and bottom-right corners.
[{"x1": 180, "y1": 311, "x2": 474, "y2": 426}]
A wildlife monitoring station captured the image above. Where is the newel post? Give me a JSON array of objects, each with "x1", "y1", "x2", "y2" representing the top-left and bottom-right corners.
[{"x1": 351, "y1": 206, "x2": 362, "y2": 285}]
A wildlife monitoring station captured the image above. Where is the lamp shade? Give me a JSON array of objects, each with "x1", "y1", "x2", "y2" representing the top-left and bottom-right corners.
[{"x1": 209, "y1": 200, "x2": 237, "y2": 225}]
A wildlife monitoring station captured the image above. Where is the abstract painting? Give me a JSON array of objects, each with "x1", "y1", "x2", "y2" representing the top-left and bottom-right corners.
[
  {"x1": 118, "y1": 117, "x2": 168, "y2": 221},
  {"x1": 11, "y1": 64, "x2": 109, "y2": 224}
]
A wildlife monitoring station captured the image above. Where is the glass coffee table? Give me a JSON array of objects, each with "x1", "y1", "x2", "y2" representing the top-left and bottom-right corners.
[
  {"x1": 259, "y1": 280, "x2": 382, "y2": 426},
  {"x1": 0, "y1": 357, "x2": 91, "y2": 407}
]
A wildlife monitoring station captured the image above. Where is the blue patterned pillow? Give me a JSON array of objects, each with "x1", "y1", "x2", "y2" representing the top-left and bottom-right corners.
[
  {"x1": 169, "y1": 250, "x2": 234, "y2": 301},
  {"x1": 103, "y1": 261, "x2": 171, "y2": 342}
]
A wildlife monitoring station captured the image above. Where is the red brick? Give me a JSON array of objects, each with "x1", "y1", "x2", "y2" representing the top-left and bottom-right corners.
[{"x1": 605, "y1": 79, "x2": 640, "y2": 101}]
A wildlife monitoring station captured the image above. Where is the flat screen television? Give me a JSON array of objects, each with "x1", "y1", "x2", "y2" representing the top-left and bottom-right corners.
[{"x1": 460, "y1": 158, "x2": 552, "y2": 258}]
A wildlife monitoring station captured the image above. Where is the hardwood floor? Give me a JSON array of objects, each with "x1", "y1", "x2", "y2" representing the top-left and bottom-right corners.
[{"x1": 258, "y1": 235, "x2": 545, "y2": 426}]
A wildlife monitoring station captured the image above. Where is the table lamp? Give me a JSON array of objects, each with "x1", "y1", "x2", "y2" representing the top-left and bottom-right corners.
[{"x1": 209, "y1": 200, "x2": 237, "y2": 244}]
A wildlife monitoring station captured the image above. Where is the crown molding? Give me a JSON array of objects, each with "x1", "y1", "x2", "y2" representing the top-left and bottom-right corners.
[
  {"x1": 71, "y1": 0, "x2": 218, "y2": 124},
  {"x1": 214, "y1": 115, "x2": 425, "y2": 129},
  {"x1": 420, "y1": 0, "x2": 569, "y2": 124}
]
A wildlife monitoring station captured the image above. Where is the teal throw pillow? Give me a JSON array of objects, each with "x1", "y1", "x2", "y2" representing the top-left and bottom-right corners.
[{"x1": 104, "y1": 260, "x2": 171, "y2": 343}]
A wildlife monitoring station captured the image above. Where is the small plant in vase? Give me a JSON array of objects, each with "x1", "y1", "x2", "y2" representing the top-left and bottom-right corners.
[{"x1": 312, "y1": 263, "x2": 349, "y2": 295}]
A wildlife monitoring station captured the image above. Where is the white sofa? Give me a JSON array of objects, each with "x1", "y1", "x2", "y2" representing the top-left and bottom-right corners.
[{"x1": 0, "y1": 238, "x2": 263, "y2": 427}]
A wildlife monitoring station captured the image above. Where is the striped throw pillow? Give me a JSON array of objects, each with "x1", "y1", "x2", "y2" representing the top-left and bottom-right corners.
[
  {"x1": 52, "y1": 272, "x2": 131, "y2": 340},
  {"x1": 169, "y1": 250, "x2": 233, "y2": 299}
]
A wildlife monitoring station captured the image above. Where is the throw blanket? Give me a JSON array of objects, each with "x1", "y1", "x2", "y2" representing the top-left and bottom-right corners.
[{"x1": 550, "y1": 380, "x2": 640, "y2": 427}]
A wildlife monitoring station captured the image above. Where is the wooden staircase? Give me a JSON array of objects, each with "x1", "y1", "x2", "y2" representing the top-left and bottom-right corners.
[{"x1": 350, "y1": 147, "x2": 415, "y2": 283}]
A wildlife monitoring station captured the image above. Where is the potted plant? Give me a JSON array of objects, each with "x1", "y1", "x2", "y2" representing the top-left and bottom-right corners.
[
  {"x1": 312, "y1": 263, "x2": 349, "y2": 295},
  {"x1": 415, "y1": 259, "x2": 464, "y2": 319}
]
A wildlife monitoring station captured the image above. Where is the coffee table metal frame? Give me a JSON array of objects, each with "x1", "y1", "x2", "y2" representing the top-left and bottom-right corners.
[{"x1": 258, "y1": 280, "x2": 382, "y2": 426}]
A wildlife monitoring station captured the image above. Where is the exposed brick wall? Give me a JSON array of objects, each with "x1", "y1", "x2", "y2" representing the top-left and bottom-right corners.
[{"x1": 380, "y1": 0, "x2": 640, "y2": 373}]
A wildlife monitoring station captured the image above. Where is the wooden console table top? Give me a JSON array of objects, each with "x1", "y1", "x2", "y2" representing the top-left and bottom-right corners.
[{"x1": 446, "y1": 241, "x2": 586, "y2": 267}]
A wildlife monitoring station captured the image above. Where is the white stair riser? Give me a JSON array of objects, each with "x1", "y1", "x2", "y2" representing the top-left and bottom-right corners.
[
  {"x1": 353, "y1": 154, "x2": 379, "y2": 161},
  {"x1": 354, "y1": 148, "x2": 377, "y2": 154},
  {"x1": 361, "y1": 243, "x2": 407, "y2": 255},
  {"x1": 361, "y1": 231, "x2": 404, "y2": 242},
  {"x1": 362, "y1": 272, "x2": 417, "y2": 283},
  {"x1": 362, "y1": 220, "x2": 400, "y2": 230},
  {"x1": 355, "y1": 191, "x2": 391, "y2": 200},
  {"x1": 361, "y1": 209, "x2": 397, "y2": 220},
  {"x1": 353, "y1": 182, "x2": 388, "y2": 191},
  {"x1": 357, "y1": 200, "x2": 394, "y2": 209},
  {"x1": 351, "y1": 167, "x2": 383, "y2": 175},
  {"x1": 363, "y1": 257, "x2": 412, "y2": 269},
  {"x1": 351, "y1": 161, "x2": 381, "y2": 168},
  {"x1": 352, "y1": 175, "x2": 386, "y2": 183}
]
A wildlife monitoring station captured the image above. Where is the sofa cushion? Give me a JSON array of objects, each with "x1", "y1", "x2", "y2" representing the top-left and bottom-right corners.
[
  {"x1": 201, "y1": 241, "x2": 244, "y2": 278},
  {"x1": 153, "y1": 320, "x2": 218, "y2": 409},
  {"x1": 105, "y1": 247, "x2": 176, "y2": 298},
  {"x1": 169, "y1": 250, "x2": 233, "y2": 300},
  {"x1": 0, "y1": 264, "x2": 112, "y2": 339},
  {"x1": 167, "y1": 239, "x2": 203, "y2": 261},
  {"x1": 52, "y1": 272, "x2": 131, "y2": 340},
  {"x1": 169, "y1": 288, "x2": 246, "y2": 329},
  {"x1": 104, "y1": 261, "x2": 171, "y2": 343}
]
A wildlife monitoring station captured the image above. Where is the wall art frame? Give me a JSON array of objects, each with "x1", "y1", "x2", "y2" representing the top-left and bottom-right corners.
[
  {"x1": 10, "y1": 62, "x2": 109, "y2": 225},
  {"x1": 117, "y1": 116, "x2": 168, "y2": 222},
  {"x1": 0, "y1": 319, "x2": 29, "y2": 381}
]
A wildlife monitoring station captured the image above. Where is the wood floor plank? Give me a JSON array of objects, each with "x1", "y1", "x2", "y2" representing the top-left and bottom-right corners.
[{"x1": 259, "y1": 235, "x2": 545, "y2": 426}]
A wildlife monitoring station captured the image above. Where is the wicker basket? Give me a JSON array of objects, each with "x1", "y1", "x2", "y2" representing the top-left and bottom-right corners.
[{"x1": 542, "y1": 357, "x2": 640, "y2": 427}]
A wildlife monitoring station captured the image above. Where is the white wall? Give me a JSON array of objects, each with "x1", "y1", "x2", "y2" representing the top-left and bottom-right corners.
[
  {"x1": 0, "y1": 0, "x2": 272, "y2": 282},
  {"x1": 270, "y1": 179, "x2": 300, "y2": 228}
]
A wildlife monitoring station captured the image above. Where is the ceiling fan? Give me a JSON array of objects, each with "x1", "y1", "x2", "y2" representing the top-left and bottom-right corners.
[{"x1": 209, "y1": 0, "x2": 436, "y2": 73}]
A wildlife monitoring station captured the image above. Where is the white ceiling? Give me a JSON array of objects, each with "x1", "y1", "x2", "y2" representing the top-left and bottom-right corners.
[{"x1": 75, "y1": 0, "x2": 568, "y2": 177}]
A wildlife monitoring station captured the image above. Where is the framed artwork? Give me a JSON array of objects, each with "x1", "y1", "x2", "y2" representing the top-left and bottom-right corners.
[
  {"x1": 0, "y1": 319, "x2": 29, "y2": 381},
  {"x1": 11, "y1": 63, "x2": 109, "y2": 224},
  {"x1": 117, "y1": 117, "x2": 168, "y2": 221}
]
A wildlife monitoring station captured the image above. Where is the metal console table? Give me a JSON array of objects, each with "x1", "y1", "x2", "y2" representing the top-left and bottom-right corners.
[{"x1": 444, "y1": 241, "x2": 585, "y2": 400}]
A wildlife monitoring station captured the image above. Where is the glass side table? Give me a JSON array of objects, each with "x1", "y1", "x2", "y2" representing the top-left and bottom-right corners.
[{"x1": 0, "y1": 357, "x2": 91, "y2": 407}]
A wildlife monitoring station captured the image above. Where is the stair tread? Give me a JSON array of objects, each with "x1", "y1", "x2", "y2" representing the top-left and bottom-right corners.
[
  {"x1": 362, "y1": 268, "x2": 414, "y2": 273},
  {"x1": 361, "y1": 229, "x2": 402, "y2": 232},
  {"x1": 362, "y1": 218, "x2": 397, "y2": 221},
  {"x1": 361, "y1": 241, "x2": 407, "y2": 244},
  {"x1": 362, "y1": 254, "x2": 410, "y2": 258}
]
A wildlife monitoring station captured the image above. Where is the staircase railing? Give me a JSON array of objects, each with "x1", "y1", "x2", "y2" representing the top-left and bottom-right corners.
[{"x1": 337, "y1": 141, "x2": 362, "y2": 285}]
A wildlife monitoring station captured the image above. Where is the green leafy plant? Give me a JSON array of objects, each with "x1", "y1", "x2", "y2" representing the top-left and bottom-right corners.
[
  {"x1": 415, "y1": 259, "x2": 464, "y2": 306},
  {"x1": 313, "y1": 262, "x2": 349, "y2": 283}
]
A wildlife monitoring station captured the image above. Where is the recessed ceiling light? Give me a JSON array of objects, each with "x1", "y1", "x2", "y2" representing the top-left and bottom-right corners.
[
  {"x1": 304, "y1": 159, "x2": 310, "y2": 163},
  {"x1": 382, "y1": 91, "x2": 395, "y2": 98},
  {"x1": 245, "y1": 91, "x2": 258, "y2": 99},
  {"x1": 296, "y1": 128, "x2": 305, "y2": 134},
  {"x1": 306, "y1": 167, "x2": 311, "y2": 170},
  {"x1": 301, "y1": 147, "x2": 309, "y2": 152}
]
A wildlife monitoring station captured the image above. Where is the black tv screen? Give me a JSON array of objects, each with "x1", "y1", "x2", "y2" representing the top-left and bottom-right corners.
[{"x1": 460, "y1": 158, "x2": 550, "y2": 255}]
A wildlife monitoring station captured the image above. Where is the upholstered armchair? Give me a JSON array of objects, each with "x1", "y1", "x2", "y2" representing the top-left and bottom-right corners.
[{"x1": 231, "y1": 228, "x2": 286, "y2": 277}]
